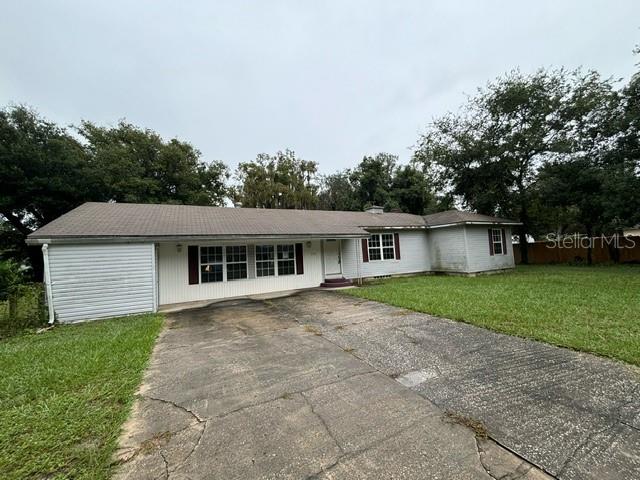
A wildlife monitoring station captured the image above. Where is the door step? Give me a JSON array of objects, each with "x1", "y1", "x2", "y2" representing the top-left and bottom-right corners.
[{"x1": 320, "y1": 277, "x2": 353, "y2": 288}]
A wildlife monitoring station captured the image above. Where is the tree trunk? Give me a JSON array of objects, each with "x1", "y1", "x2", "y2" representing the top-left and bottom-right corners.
[
  {"x1": 608, "y1": 231, "x2": 622, "y2": 264},
  {"x1": 586, "y1": 226, "x2": 593, "y2": 265},
  {"x1": 8, "y1": 292, "x2": 18, "y2": 322},
  {"x1": 519, "y1": 226, "x2": 529, "y2": 264}
]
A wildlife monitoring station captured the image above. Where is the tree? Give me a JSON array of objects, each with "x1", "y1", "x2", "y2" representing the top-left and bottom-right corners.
[
  {"x1": 317, "y1": 171, "x2": 358, "y2": 211},
  {"x1": 78, "y1": 121, "x2": 229, "y2": 206},
  {"x1": 233, "y1": 150, "x2": 319, "y2": 209},
  {"x1": 0, "y1": 106, "x2": 98, "y2": 277},
  {"x1": 390, "y1": 164, "x2": 435, "y2": 215},
  {"x1": 350, "y1": 153, "x2": 397, "y2": 210},
  {"x1": 413, "y1": 69, "x2": 620, "y2": 263},
  {"x1": 0, "y1": 106, "x2": 230, "y2": 279}
]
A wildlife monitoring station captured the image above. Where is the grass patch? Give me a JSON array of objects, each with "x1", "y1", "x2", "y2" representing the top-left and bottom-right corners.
[
  {"x1": 0, "y1": 313, "x2": 163, "y2": 479},
  {"x1": 343, "y1": 265, "x2": 640, "y2": 366}
]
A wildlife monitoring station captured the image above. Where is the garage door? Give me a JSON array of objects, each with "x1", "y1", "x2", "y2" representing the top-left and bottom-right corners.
[{"x1": 48, "y1": 243, "x2": 156, "y2": 323}]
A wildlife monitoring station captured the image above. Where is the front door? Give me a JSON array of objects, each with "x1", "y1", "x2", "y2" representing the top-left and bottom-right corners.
[{"x1": 324, "y1": 240, "x2": 342, "y2": 276}]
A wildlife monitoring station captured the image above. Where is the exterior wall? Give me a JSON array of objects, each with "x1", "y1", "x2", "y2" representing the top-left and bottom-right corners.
[
  {"x1": 427, "y1": 225, "x2": 469, "y2": 273},
  {"x1": 157, "y1": 240, "x2": 323, "y2": 305},
  {"x1": 47, "y1": 243, "x2": 155, "y2": 323},
  {"x1": 341, "y1": 230, "x2": 431, "y2": 279},
  {"x1": 465, "y1": 225, "x2": 515, "y2": 272}
]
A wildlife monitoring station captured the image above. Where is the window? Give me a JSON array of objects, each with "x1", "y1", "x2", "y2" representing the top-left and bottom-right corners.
[
  {"x1": 226, "y1": 245, "x2": 247, "y2": 280},
  {"x1": 255, "y1": 245, "x2": 275, "y2": 277},
  {"x1": 381, "y1": 233, "x2": 395, "y2": 260},
  {"x1": 368, "y1": 235, "x2": 381, "y2": 260},
  {"x1": 277, "y1": 244, "x2": 296, "y2": 275},
  {"x1": 200, "y1": 246, "x2": 223, "y2": 283},
  {"x1": 492, "y1": 229, "x2": 504, "y2": 255},
  {"x1": 368, "y1": 233, "x2": 394, "y2": 261}
]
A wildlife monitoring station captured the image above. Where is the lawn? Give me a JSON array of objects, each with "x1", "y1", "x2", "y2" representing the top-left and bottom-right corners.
[
  {"x1": 343, "y1": 265, "x2": 640, "y2": 366},
  {"x1": 0, "y1": 314, "x2": 163, "y2": 480}
]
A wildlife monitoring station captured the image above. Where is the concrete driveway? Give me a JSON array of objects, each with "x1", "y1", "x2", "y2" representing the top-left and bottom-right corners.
[{"x1": 114, "y1": 291, "x2": 639, "y2": 480}]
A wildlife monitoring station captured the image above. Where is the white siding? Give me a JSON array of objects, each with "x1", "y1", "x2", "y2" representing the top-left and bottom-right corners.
[
  {"x1": 427, "y1": 225, "x2": 469, "y2": 273},
  {"x1": 341, "y1": 230, "x2": 431, "y2": 279},
  {"x1": 158, "y1": 240, "x2": 324, "y2": 305},
  {"x1": 48, "y1": 243, "x2": 155, "y2": 323},
  {"x1": 465, "y1": 225, "x2": 515, "y2": 272}
]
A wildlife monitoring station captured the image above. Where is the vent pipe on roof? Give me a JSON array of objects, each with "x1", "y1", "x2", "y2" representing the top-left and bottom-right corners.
[{"x1": 364, "y1": 205, "x2": 384, "y2": 214}]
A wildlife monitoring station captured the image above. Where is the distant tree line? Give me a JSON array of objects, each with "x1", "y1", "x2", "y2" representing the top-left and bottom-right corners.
[{"x1": 1, "y1": 49, "x2": 639, "y2": 274}]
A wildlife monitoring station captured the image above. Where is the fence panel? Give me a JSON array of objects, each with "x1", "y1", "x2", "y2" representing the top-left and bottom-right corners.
[{"x1": 513, "y1": 236, "x2": 640, "y2": 264}]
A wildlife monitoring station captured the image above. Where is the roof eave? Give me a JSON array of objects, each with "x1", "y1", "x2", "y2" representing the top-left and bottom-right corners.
[
  {"x1": 426, "y1": 221, "x2": 522, "y2": 229},
  {"x1": 26, "y1": 232, "x2": 370, "y2": 245}
]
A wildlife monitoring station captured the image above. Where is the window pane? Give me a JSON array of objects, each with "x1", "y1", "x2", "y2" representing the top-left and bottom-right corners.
[
  {"x1": 381, "y1": 234, "x2": 394, "y2": 247},
  {"x1": 494, "y1": 242, "x2": 503, "y2": 255},
  {"x1": 226, "y1": 245, "x2": 247, "y2": 263},
  {"x1": 201, "y1": 264, "x2": 223, "y2": 283},
  {"x1": 368, "y1": 235, "x2": 381, "y2": 260},
  {"x1": 383, "y1": 247, "x2": 394, "y2": 260},
  {"x1": 492, "y1": 230, "x2": 502, "y2": 241},
  {"x1": 227, "y1": 262, "x2": 247, "y2": 280},
  {"x1": 278, "y1": 259, "x2": 295, "y2": 276},
  {"x1": 201, "y1": 246, "x2": 222, "y2": 264},
  {"x1": 256, "y1": 245, "x2": 274, "y2": 261},
  {"x1": 257, "y1": 261, "x2": 275, "y2": 277},
  {"x1": 277, "y1": 244, "x2": 294, "y2": 260}
]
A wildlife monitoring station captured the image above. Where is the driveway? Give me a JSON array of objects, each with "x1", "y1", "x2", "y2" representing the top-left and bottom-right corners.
[{"x1": 114, "y1": 291, "x2": 639, "y2": 480}]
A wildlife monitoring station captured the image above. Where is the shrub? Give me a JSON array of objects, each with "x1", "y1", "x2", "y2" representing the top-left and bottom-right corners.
[{"x1": 0, "y1": 260, "x2": 47, "y2": 336}]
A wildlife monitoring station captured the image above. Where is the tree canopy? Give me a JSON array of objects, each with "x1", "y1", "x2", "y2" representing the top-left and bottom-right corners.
[
  {"x1": 413, "y1": 68, "x2": 640, "y2": 263},
  {"x1": 0, "y1": 106, "x2": 229, "y2": 276},
  {"x1": 232, "y1": 150, "x2": 319, "y2": 209}
]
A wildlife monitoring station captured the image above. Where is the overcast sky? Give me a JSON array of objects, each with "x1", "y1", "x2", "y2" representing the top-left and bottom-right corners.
[{"x1": 2, "y1": 1, "x2": 639, "y2": 174}]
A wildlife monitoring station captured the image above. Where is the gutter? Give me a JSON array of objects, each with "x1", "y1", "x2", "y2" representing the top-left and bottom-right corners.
[
  {"x1": 42, "y1": 244, "x2": 55, "y2": 324},
  {"x1": 26, "y1": 232, "x2": 370, "y2": 245},
  {"x1": 426, "y1": 221, "x2": 522, "y2": 229}
]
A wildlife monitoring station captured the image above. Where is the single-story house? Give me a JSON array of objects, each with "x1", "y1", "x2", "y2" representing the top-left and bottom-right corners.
[{"x1": 26, "y1": 202, "x2": 520, "y2": 324}]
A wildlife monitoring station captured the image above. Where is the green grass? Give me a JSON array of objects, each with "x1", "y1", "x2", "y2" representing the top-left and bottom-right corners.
[
  {"x1": 343, "y1": 265, "x2": 640, "y2": 366},
  {"x1": 0, "y1": 314, "x2": 164, "y2": 480}
]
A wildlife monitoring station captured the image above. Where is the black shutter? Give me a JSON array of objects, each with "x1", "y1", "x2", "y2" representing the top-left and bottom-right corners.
[
  {"x1": 488, "y1": 229, "x2": 494, "y2": 256},
  {"x1": 361, "y1": 238, "x2": 369, "y2": 262},
  {"x1": 295, "y1": 243, "x2": 304, "y2": 275},
  {"x1": 394, "y1": 232, "x2": 401, "y2": 260},
  {"x1": 501, "y1": 228, "x2": 507, "y2": 255},
  {"x1": 188, "y1": 246, "x2": 199, "y2": 284}
]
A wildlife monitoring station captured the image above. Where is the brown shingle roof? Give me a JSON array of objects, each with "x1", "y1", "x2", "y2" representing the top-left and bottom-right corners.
[
  {"x1": 27, "y1": 202, "x2": 426, "y2": 241},
  {"x1": 26, "y1": 203, "x2": 520, "y2": 242}
]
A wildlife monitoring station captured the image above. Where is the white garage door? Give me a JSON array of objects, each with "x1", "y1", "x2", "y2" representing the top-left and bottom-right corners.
[{"x1": 48, "y1": 243, "x2": 156, "y2": 323}]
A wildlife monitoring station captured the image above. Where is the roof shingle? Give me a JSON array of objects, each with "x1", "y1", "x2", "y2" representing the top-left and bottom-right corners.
[{"x1": 26, "y1": 203, "x2": 519, "y2": 242}]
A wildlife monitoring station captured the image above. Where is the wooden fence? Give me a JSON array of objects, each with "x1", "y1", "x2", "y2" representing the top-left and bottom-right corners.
[{"x1": 513, "y1": 236, "x2": 640, "y2": 264}]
